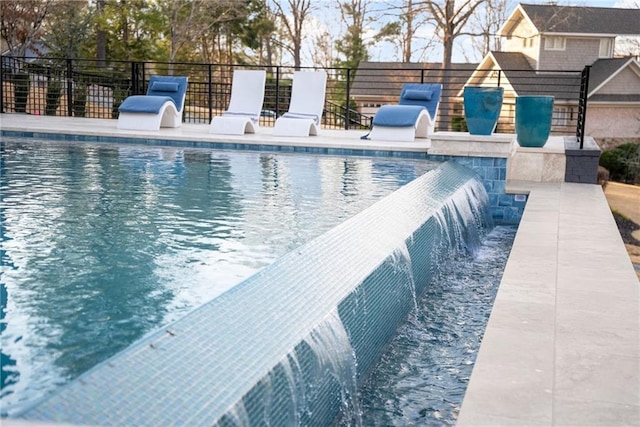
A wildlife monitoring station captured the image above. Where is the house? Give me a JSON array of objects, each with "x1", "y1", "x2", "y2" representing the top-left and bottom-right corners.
[{"x1": 467, "y1": 3, "x2": 640, "y2": 145}]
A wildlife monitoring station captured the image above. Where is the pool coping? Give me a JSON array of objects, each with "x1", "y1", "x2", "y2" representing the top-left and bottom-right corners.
[
  {"x1": 1, "y1": 114, "x2": 638, "y2": 426},
  {"x1": 458, "y1": 180, "x2": 639, "y2": 425}
]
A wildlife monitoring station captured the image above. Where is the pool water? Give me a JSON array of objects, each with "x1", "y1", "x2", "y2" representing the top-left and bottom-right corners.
[
  {"x1": 0, "y1": 138, "x2": 440, "y2": 415},
  {"x1": 358, "y1": 225, "x2": 516, "y2": 425}
]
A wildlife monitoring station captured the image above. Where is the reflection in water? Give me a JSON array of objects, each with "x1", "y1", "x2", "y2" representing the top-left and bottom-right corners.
[{"x1": 0, "y1": 139, "x2": 439, "y2": 415}]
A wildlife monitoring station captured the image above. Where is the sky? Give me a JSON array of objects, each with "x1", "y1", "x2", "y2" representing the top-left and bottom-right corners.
[{"x1": 296, "y1": 0, "x2": 638, "y2": 66}]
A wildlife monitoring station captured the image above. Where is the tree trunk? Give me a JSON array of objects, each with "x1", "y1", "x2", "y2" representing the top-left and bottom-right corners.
[
  {"x1": 439, "y1": 0, "x2": 455, "y2": 131},
  {"x1": 96, "y1": 0, "x2": 106, "y2": 67}
]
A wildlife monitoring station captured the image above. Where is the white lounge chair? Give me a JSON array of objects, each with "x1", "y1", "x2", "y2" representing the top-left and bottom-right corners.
[
  {"x1": 117, "y1": 76, "x2": 188, "y2": 131},
  {"x1": 210, "y1": 70, "x2": 267, "y2": 135},
  {"x1": 273, "y1": 71, "x2": 327, "y2": 137},
  {"x1": 364, "y1": 83, "x2": 442, "y2": 142}
]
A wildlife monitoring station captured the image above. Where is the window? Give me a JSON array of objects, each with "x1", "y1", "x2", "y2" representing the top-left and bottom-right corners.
[
  {"x1": 599, "y1": 38, "x2": 613, "y2": 58},
  {"x1": 544, "y1": 36, "x2": 566, "y2": 51}
]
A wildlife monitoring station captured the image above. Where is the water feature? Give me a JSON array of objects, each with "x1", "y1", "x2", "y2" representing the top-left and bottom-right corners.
[
  {"x1": 2, "y1": 137, "x2": 513, "y2": 426},
  {"x1": 0, "y1": 138, "x2": 438, "y2": 416},
  {"x1": 359, "y1": 225, "x2": 516, "y2": 425}
]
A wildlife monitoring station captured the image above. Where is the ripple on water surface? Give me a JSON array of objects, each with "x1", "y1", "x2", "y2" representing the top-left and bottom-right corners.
[
  {"x1": 359, "y1": 225, "x2": 516, "y2": 426},
  {"x1": 0, "y1": 138, "x2": 439, "y2": 415}
]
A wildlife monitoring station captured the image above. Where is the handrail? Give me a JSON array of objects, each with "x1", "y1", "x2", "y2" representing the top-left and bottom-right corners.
[{"x1": 576, "y1": 65, "x2": 591, "y2": 149}]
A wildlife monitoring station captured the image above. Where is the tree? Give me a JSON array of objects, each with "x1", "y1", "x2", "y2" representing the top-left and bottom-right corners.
[
  {"x1": 374, "y1": 0, "x2": 432, "y2": 62},
  {"x1": 92, "y1": 0, "x2": 164, "y2": 62},
  {"x1": 311, "y1": 29, "x2": 334, "y2": 70},
  {"x1": 43, "y1": 0, "x2": 94, "y2": 59},
  {"x1": 423, "y1": 0, "x2": 487, "y2": 71},
  {"x1": 235, "y1": 0, "x2": 278, "y2": 66},
  {"x1": 159, "y1": 0, "x2": 253, "y2": 67},
  {"x1": 422, "y1": 0, "x2": 487, "y2": 129},
  {"x1": 96, "y1": 0, "x2": 106, "y2": 66},
  {"x1": 271, "y1": 0, "x2": 316, "y2": 69},
  {"x1": 467, "y1": 0, "x2": 510, "y2": 59},
  {"x1": 335, "y1": 0, "x2": 370, "y2": 69},
  {"x1": 1, "y1": 0, "x2": 54, "y2": 56}
]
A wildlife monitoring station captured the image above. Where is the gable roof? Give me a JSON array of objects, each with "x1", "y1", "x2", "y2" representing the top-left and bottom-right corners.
[
  {"x1": 588, "y1": 57, "x2": 640, "y2": 102},
  {"x1": 351, "y1": 62, "x2": 477, "y2": 99},
  {"x1": 501, "y1": 3, "x2": 640, "y2": 36},
  {"x1": 469, "y1": 51, "x2": 640, "y2": 103},
  {"x1": 482, "y1": 51, "x2": 582, "y2": 100}
]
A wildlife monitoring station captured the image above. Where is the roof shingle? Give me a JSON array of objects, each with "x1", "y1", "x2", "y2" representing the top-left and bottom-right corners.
[{"x1": 520, "y1": 3, "x2": 640, "y2": 35}]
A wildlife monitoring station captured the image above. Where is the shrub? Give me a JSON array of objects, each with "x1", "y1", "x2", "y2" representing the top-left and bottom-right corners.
[
  {"x1": 45, "y1": 79, "x2": 63, "y2": 116},
  {"x1": 599, "y1": 142, "x2": 640, "y2": 184},
  {"x1": 13, "y1": 72, "x2": 30, "y2": 113},
  {"x1": 73, "y1": 82, "x2": 88, "y2": 117},
  {"x1": 451, "y1": 115, "x2": 468, "y2": 132}
]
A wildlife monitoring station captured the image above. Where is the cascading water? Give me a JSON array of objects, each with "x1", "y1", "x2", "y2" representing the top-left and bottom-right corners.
[{"x1": 16, "y1": 161, "x2": 497, "y2": 427}]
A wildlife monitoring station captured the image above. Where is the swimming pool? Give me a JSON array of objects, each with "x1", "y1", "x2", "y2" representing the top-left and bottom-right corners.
[{"x1": 0, "y1": 137, "x2": 441, "y2": 415}]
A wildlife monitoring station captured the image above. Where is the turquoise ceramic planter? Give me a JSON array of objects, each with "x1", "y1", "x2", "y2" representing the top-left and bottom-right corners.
[
  {"x1": 463, "y1": 86, "x2": 504, "y2": 135},
  {"x1": 516, "y1": 96, "x2": 554, "y2": 147}
]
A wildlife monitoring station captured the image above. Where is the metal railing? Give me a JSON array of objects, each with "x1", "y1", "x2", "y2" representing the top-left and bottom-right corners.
[
  {"x1": 1, "y1": 56, "x2": 589, "y2": 142},
  {"x1": 576, "y1": 65, "x2": 591, "y2": 148}
]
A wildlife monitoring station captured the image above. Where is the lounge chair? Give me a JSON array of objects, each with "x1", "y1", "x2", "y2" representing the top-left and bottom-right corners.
[
  {"x1": 364, "y1": 83, "x2": 442, "y2": 142},
  {"x1": 210, "y1": 70, "x2": 267, "y2": 135},
  {"x1": 117, "y1": 76, "x2": 188, "y2": 131},
  {"x1": 273, "y1": 71, "x2": 327, "y2": 137}
]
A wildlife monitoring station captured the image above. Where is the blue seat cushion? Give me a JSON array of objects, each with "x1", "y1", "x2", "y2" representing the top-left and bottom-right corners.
[
  {"x1": 373, "y1": 105, "x2": 426, "y2": 127},
  {"x1": 118, "y1": 96, "x2": 176, "y2": 114}
]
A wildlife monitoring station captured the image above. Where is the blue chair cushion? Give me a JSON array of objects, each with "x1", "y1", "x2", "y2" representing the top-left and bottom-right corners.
[
  {"x1": 372, "y1": 105, "x2": 426, "y2": 127},
  {"x1": 402, "y1": 89, "x2": 432, "y2": 101},
  {"x1": 149, "y1": 81, "x2": 179, "y2": 92},
  {"x1": 118, "y1": 95, "x2": 176, "y2": 114}
]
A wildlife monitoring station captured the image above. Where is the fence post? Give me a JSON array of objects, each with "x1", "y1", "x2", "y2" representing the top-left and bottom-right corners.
[
  {"x1": 275, "y1": 66, "x2": 281, "y2": 116},
  {"x1": 66, "y1": 58, "x2": 73, "y2": 117},
  {"x1": 131, "y1": 62, "x2": 138, "y2": 95},
  {"x1": 345, "y1": 68, "x2": 351, "y2": 130},
  {"x1": 208, "y1": 64, "x2": 213, "y2": 123}
]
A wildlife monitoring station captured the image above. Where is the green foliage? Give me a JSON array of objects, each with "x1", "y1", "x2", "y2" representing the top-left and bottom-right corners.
[
  {"x1": 73, "y1": 81, "x2": 88, "y2": 117},
  {"x1": 335, "y1": 0, "x2": 370, "y2": 71},
  {"x1": 92, "y1": 0, "x2": 166, "y2": 61},
  {"x1": 45, "y1": 79, "x2": 63, "y2": 116},
  {"x1": 13, "y1": 72, "x2": 30, "y2": 113},
  {"x1": 44, "y1": 1, "x2": 94, "y2": 58},
  {"x1": 452, "y1": 115, "x2": 468, "y2": 132},
  {"x1": 111, "y1": 79, "x2": 131, "y2": 119},
  {"x1": 599, "y1": 143, "x2": 640, "y2": 184}
]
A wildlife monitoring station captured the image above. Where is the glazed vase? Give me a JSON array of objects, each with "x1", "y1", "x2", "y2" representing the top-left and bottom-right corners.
[
  {"x1": 516, "y1": 96, "x2": 554, "y2": 147},
  {"x1": 463, "y1": 86, "x2": 504, "y2": 135}
]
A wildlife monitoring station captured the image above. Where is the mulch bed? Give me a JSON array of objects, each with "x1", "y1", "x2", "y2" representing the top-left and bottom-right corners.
[{"x1": 613, "y1": 212, "x2": 640, "y2": 246}]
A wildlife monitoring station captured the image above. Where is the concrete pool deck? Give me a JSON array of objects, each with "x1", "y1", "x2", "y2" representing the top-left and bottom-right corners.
[{"x1": 1, "y1": 114, "x2": 638, "y2": 426}]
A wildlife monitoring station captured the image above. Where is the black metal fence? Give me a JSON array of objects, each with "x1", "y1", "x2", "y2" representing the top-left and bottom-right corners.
[{"x1": 1, "y1": 56, "x2": 588, "y2": 143}]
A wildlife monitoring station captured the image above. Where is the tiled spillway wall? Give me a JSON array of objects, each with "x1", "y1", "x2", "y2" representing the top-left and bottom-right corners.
[{"x1": 18, "y1": 161, "x2": 493, "y2": 426}]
